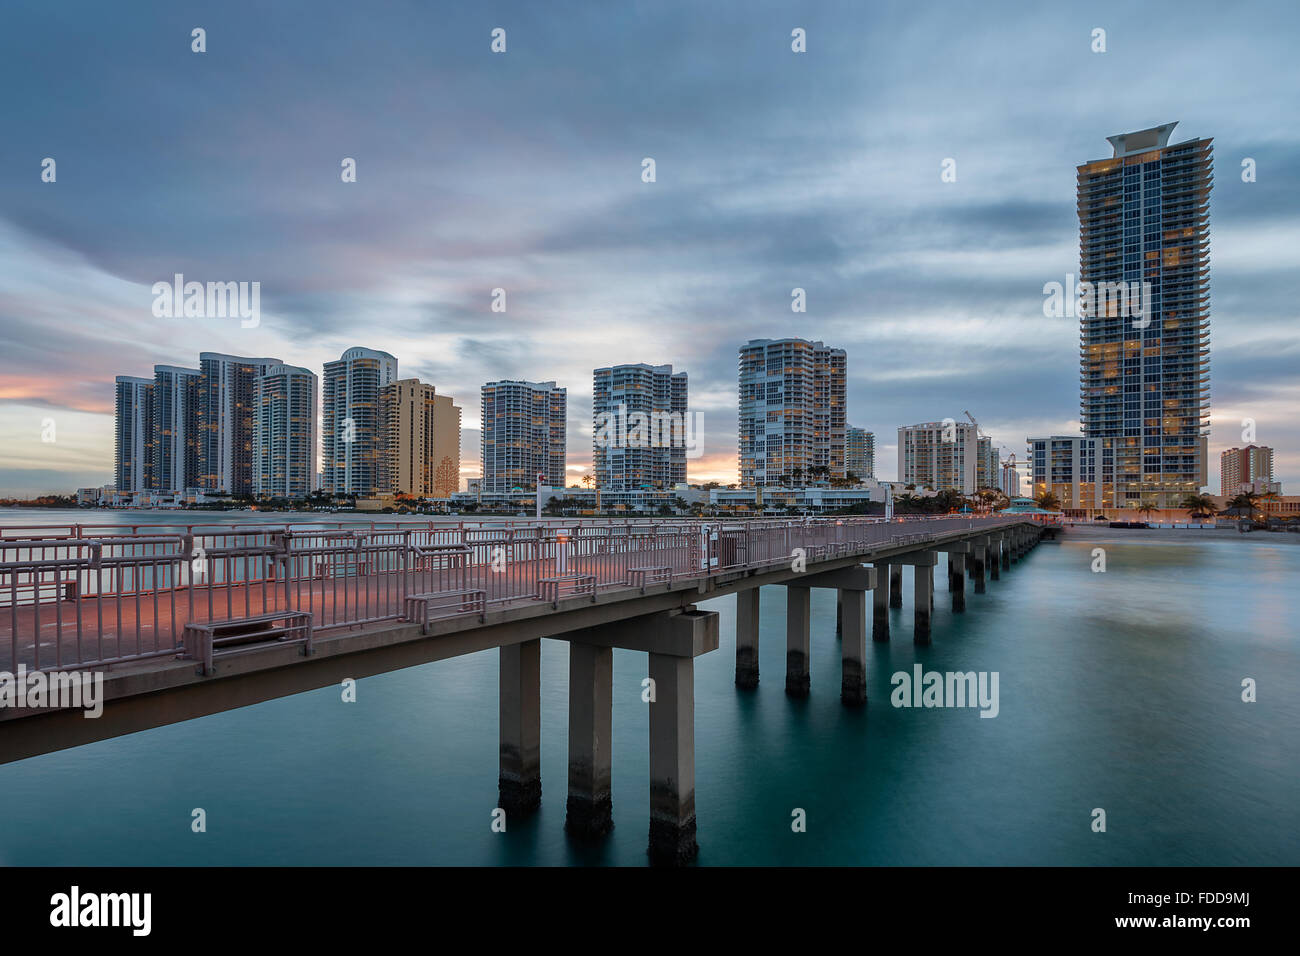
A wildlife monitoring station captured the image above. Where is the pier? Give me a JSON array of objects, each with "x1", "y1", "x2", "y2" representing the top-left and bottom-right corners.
[{"x1": 0, "y1": 515, "x2": 1047, "y2": 863}]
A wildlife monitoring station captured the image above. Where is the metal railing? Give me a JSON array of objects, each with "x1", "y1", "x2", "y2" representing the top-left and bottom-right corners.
[{"x1": 0, "y1": 515, "x2": 1023, "y2": 673}]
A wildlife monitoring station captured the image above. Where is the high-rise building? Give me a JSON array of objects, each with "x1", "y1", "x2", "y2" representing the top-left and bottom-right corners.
[
  {"x1": 253, "y1": 364, "x2": 318, "y2": 499},
  {"x1": 898, "y1": 421, "x2": 979, "y2": 493},
  {"x1": 1220, "y1": 445, "x2": 1276, "y2": 497},
  {"x1": 1027, "y1": 436, "x2": 1115, "y2": 512},
  {"x1": 1078, "y1": 123, "x2": 1212, "y2": 508},
  {"x1": 738, "y1": 338, "x2": 846, "y2": 488},
  {"x1": 1000, "y1": 461, "x2": 1021, "y2": 498},
  {"x1": 976, "y1": 436, "x2": 1000, "y2": 491},
  {"x1": 322, "y1": 347, "x2": 399, "y2": 496},
  {"x1": 380, "y1": 379, "x2": 462, "y2": 498},
  {"x1": 592, "y1": 363, "x2": 688, "y2": 491},
  {"x1": 152, "y1": 365, "x2": 200, "y2": 493},
  {"x1": 113, "y1": 375, "x2": 154, "y2": 493},
  {"x1": 845, "y1": 426, "x2": 875, "y2": 481},
  {"x1": 197, "y1": 352, "x2": 284, "y2": 495},
  {"x1": 481, "y1": 380, "x2": 566, "y2": 493}
]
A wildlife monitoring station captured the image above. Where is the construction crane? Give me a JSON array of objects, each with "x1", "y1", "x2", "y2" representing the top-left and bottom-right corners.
[{"x1": 963, "y1": 409, "x2": 987, "y2": 439}]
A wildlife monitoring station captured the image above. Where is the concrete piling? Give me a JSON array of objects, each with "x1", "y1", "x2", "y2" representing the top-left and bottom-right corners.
[
  {"x1": 735, "y1": 588, "x2": 761, "y2": 689},
  {"x1": 565, "y1": 642, "x2": 613, "y2": 838},
  {"x1": 785, "y1": 585, "x2": 811, "y2": 698},
  {"x1": 499, "y1": 639, "x2": 542, "y2": 815}
]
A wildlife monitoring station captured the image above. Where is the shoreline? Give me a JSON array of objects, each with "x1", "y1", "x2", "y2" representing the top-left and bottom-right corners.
[{"x1": 1057, "y1": 524, "x2": 1300, "y2": 544}]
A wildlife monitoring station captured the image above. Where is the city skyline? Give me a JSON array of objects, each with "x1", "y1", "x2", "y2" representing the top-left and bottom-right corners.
[{"x1": 2, "y1": 2, "x2": 1298, "y2": 496}]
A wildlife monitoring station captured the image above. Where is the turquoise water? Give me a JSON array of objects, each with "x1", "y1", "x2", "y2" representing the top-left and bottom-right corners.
[{"x1": 1, "y1": 515, "x2": 1296, "y2": 865}]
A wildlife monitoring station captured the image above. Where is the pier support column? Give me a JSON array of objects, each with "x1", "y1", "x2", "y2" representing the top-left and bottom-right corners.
[
  {"x1": 872, "y1": 564, "x2": 890, "y2": 642},
  {"x1": 562, "y1": 608, "x2": 718, "y2": 866},
  {"x1": 989, "y1": 536, "x2": 1001, "y2": 581},
  {"x1": 972, "y1": 541, "x2": 987, "y2": 594},
  {"x1": 1010, "y1": 531, "x2": 1021, "y2": 563},
  {"x1": 499, "y1": 639, "x2": 541, "y2": 815},
  {"x1": 948, "y1": 553, "x2": 966, "y2": 612},
  {"x1": 785, "y1": 585, "x2": 811, "y2": 698},
  {"x1": 889, "y1": 564, "x2": 903, "y2": 608},
  {"x1": 648, "y1": 652, "x2": 698, "y2": 865},
  {"x1": 914, "y1": 563, "x2": 933, "y2": 645},
  {"x1": 840, "y1": 588, "x2": 868, "y2": 706},
  {"x1": 565, "y1": 643, "x2": 613, "y2": 839},
  {"x1": 1000, "y1": 534, "x2": 1011, "y2": 570},
  {"x1": 835, "y1": 591, "x2": 843, "y2": 638},
  {"x1": 735, "y1": 588, "x2": 760, "y2": 689}
]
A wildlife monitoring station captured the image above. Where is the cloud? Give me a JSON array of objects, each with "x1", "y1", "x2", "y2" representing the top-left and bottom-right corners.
[{"x1": 1, "y1": 0, "x2": 1298, "y2": 495}]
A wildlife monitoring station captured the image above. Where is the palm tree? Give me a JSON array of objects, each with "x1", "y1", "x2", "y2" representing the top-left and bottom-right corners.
[
  {"x1": 1223, "y1": 491, "x2": 1262, "y2": 521},
  {"x1": 581, "y1": 472, "x2": 601, "y2": 512},
  {"x1": 1136, "y1": 500, "x2": 1158, "y2": 521},
  {"x1": 1179, "y1": 493, "x2": 1217, "y2": 520},
  {"x1": 1034, "y1": 490, "x2": 1061, "y2": 512}
]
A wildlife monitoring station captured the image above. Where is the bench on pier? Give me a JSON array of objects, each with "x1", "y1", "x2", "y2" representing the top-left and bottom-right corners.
[
  {"x1": 538, "y1": 573, "x2": 596, "y2": 608},
  {"x1": 181, "y1": 610, "x2": 313, "y2": 676},
  {"x1": 409, "y1": 544, "x2": 472, "y2": 572},
  {"x1": 891, "y1": 533, "x2": 933, "y2": 547},
  {"x1": 404, "y1": 588, "x2": 488, "y2": 632},
  {"x1": 628, "y1": 565, "x2": 672, "y2": 593}
]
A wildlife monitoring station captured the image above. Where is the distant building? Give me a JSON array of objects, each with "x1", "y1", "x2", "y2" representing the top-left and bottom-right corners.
[
  {"x1": 845, "y1": 426, "x2": 875, "y2": 481},
  {"x1": 592, "y1": 363, "x2": 688, "y2": 491},
  {"x1": 976, "y1": 436, "x2": 1000, "y2": 490},
  {"x1": 1220, "y1": 445, "x2": 1276, "y2": 497},
  {"x1": 738, "y1": 338, "x2": 846, "y2": 487},
  {"x1": 114, "y1": 375, "x2": 154, "y2": 493},
  {"x1": 898, "y1": 421, "x2": 979, "y2": 494},
  {"x1": 253, "y1": 365, "x2": 318, "y2": 499},
  {"x1": 152, "y1": 365, "x2": 201, "y2": 494},
  {"x1": 76, "y1": 486, "x2": 111, "y2": 506},
  {"x1": 322, "y1": 347, "x2": 399, "y2": 496},
  {"x1": 481, "y1": 380, "x2": 566, "y2": 493},
  {"x1": 451, "y1": 484, "x2": 705, "y2": 515},
  {"x1": 711, "y1": 483, "x2": 888, "y2": 514},
  {"x1": 1000, "y1": 461, "x2": 1021, "y2": 498},
  {"x1": 380, "y1": 378, "x2": 461, "y2": 498},
  {"x1": 197, "y1": 352, "x2": 284, "y2": 495}
]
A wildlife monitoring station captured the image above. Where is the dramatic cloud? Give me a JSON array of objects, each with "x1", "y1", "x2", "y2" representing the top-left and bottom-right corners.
[{"x1": 0, "y1": 0, "x2": 1296, "y2": 495}]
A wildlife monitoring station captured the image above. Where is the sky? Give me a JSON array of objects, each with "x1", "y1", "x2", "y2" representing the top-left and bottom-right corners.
[{"x1": 0, "y1": 0, "x2": 1297, "y2": 496}]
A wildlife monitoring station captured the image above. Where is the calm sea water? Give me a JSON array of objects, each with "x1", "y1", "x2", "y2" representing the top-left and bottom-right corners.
[{"x1": 1, "y1": 510, "x2": 1296, "y2": 865}]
